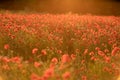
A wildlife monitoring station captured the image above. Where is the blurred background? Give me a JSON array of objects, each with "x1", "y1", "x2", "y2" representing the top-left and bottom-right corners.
[{"x1": 0, "y1": 0, "x2": 120, "y2": 15}]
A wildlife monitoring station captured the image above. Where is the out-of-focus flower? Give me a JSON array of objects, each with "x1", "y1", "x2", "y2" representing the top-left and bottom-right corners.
[
  {"x1": 61, "y1": 54, "x2": 71, "y2": 63},
  {"x1": 81, "y1": 60, "x2": 85, "y2": 64},
  {"x1": 62, "y1": 71, "x2": 71, "y2": 80},
  {"x1": 111, "y1": 47, "x2": 120, "y2": 56},
  {"x1": 111, "y1": 63, "x2": 116, "y2": 68},
  {"x1": 71, "y1": 54, "x2": 76, "y2": 60},
  {"x1": 57, "y1": 50, "x2": 62, "y2": 54},
  {"x1": 43, "y1": 68, "x2": 54, "y2": 79},
  {"x1": 2, "y1": 57, "x2": 10, "y2": 63},
  {"x1": 83, "y1": 49, "x2": 88, "y2": 55},
  {"x1": 104, "y1": 49, "x2": 109, "y2": 53},
  {"x1": 11, "y1": 56, "x2": 21, "y2": 64},
  {"x1": 32, "y1": 48, "x2": 38, "y2": 54},
  {"x1": 112, "y1": 43, "x2": 117, "y2": 48},
  {"x1": 90, "y1": 56, "x2": 97, "y2": 61},
  {"x1": 89, "y1": 51, "x2": 94, "y2": 56},
  {"x1": 11, "y1": 35, "x2": 15, "y2": 39},
  {"x1": 4, "y1": 44, "x2": 10, "y2": 50},
  {"x1": 51, "y1": 57, "x2": 58, "y2": 64},
  {"x1": 104, "y1": 56, "x2": 111, "y2": 63},
  {"x1": 95, "y1": 47, "x2": 100, "y2": 51},
  {"x1": 30, "y1": 73, "x2": 40, "y2": 80},
  {"x1": 81, "y1": 75, "x2": 87, "y2": 80},
  {"x1": 103, "y1": 67, "x2": 111, "y2": 73},
  {"x1": 34, "y1": 62, "x2": 41, "y2": 68},
  {"x1": 41, "y1": 49, "x2": 47, "y2": 55},
  {"x1": 98, "y1": 50, "x2": 105, "y2": 57}
]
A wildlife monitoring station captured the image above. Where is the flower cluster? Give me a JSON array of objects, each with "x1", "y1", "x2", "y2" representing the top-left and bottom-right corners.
[{"x1": 0, "y1": 12, "x2": 120, "y2": 80}]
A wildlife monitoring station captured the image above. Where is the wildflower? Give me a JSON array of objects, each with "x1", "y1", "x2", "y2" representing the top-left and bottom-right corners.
[
  {"x1": 51, "y1": 57, "x2": 58, "y2": 64},
  {"x1": 112, "y1": 43, "x2": 117, "y2": 48},
  {"x1": 34, "y1": 62, "x2": 41, "y2": 68},
  {"x1": 30, "y1": 73, "x2": 40, "y2": 80},
  {"x1": 81, "y1": 75, "x2": 87, "y2": 80},
  {"x1": 2, "y1": 57, "x2": 10, "y2": 63},
  {"x1": 41, "y1": 49, "x2": 47, "y2": 55},
  {"x1": 57, "y1": 50, "x2": 62, "y2": 54},
  {"x1": 98, "y1": 50, "x2": 105, "y2": 57},
  {"x1": 90, "y1": 56, "x2": 97, "y2": 61},
  {"x1": 43, "y1": 68, "x2": 54, "y2": 79},
  {"x1": 111, "y1": 47, "x2": 120, "y2": 56},
  {"x1": 61, "y1": 54, "x2": 71, "y2": 63},
  {"x1": 11, "y1": 56, "x2": 21, "y2": 64},
  {"x1": 81, "y1": 60, "x2": 85, "y2": 64},
  {"x1": 32, "y1": 48, "x2": 38, "y2": 54},
  {"x1": 4, "y1": 44, "x2": 10, "y2": 50},
  {"x1": 71, "y1": 54, "x2": 76, "y2": 60},
  {"x1": 95, "y1": 47, "x2": 100, "y2": 51},
  {"x1": 83, "y1": 49, "x2": 88, "y2": 55},
  {"x1": 11, "y1": 35, "x2": 15, "y2": 39},
  {"x1": 104, "y1": 56, "x2": 111, "y2": 63},
  {"x1": 89, "y1": 51, "x2": 94, "y2": 56},
  {"x1": 104, "y1": 49, "x2": 109, "y2": 53},
  {"x1": 103, "y1": 67, "x2": 111, "y2": 73},
  {"x1": 111, "y1": 63, "x2": 116, "y2": 68},
  {"x1": 62, "y1": 71, "x2": 71, "y2": 80}
]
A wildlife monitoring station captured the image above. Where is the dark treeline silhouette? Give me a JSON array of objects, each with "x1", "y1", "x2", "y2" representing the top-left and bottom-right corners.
[{"x1": 0, "y1": 0, "x2": 120, "y2": 15}]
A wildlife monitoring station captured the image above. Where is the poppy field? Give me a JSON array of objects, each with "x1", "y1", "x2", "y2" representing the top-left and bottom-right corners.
[{"x1": 0, "y1": 12, "x2": 120, "y2": 80}]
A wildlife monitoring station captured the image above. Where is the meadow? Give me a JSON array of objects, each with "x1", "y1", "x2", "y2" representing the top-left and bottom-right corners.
[{"x1": 0, "y1": 12, "x2": 120, "y2": 80}]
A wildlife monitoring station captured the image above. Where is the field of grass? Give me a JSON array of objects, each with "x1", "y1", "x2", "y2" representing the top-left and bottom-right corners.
[{"x1": 0, "y1": 12, "x2": 120, "y2": 80}]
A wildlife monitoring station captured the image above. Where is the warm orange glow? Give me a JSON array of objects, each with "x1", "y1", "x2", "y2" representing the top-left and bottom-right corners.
[
  {"x1": 29, "y1": 0, "x2": 120, "y2": 15},
  {"x1": 0, "y1": 0, "x2": 120, "y2": 15}
]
